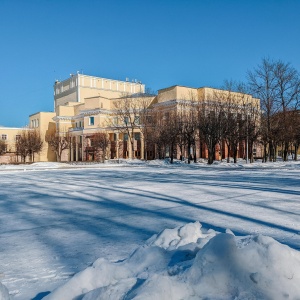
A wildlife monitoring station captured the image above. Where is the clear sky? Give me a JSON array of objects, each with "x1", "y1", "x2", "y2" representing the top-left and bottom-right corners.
[{"x1": 1, "y1": 0, "x2": 299, "y2": 127}]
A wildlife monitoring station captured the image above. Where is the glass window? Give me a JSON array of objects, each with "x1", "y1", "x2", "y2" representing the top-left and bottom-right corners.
[
  {"x1": 134, "y1": 116, "x2": 140, "y2": 124},
  {"x1": 134, "y1": 133, "x2": 140, "y2": 140},
  {"x1": 89, "y1": 117, "x2": 95, "y2": 126},
  {"x1": 2, "y1": 134, "x2": 7, "y2": 140}
]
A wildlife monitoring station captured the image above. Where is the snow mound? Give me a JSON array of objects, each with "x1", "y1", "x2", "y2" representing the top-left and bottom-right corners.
[
  {"x1": 0, "y1": 282, "x2": 11, "y2": 300},
  {"x1": 45, "y1": 221, "x2": 300, "y2": 300}
]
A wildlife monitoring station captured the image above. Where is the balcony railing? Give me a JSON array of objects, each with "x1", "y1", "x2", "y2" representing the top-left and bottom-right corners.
[{"x1": 69, "y1": 127, "x2": 84, "y2": 132}]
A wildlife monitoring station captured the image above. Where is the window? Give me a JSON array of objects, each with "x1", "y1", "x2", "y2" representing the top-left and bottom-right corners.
[
  {"x1": 15, "y1": 135, "x2": 20, "y2": 141},
  {"x1": 124, "y1": 117, "x2": 129, "y2": 125},
  {"x1": 134, "y1": 133, "x2": 140, "y2": 140},
  {"x1": 134, "y1": 116, "x2": 140, "y2": 125},
  {"x1": 124, "y1": 133, "x2": 128, "y2": 141},
  {"x1": 113, "y1": 117, "x2": 118, "y2": 125},
  {"x1": 1, "y1": 134, "x2": 7, "y2": 140},
  {"x1": 89, "y1": 116, "x2": 95, "y2": 126}
]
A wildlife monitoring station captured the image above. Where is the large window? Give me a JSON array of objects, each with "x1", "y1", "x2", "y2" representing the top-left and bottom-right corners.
[{"x1": 1, "y1": 134, "x2": 7, "y2": 140}]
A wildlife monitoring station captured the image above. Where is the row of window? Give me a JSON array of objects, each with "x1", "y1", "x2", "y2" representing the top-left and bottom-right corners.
[
  {"x1": 74, "y1": 116, "x2": 141, "y2": 129},
  {"x1": 113, "y1": 116, "x2": 140, "y2": 125},
  {"x1": 111, "y1": 133, "x2": 140, "y2": 141},
  {"x1": 55, "y1": 78, "x2": 78, "y2": 95},
  {"x1": 31, "y1": 119, "x2": 39, "y2": 128},
  {"x1": 74, "y1": 117, "x2": 95, "y2": 128},
  {"x1": 1, "y1": 134, "x2": 21, "y2": 141}
]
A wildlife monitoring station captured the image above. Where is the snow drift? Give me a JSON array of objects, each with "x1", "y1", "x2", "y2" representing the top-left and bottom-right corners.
[
  {"x1": 45, "y1": 221, "x2": 300, "y2": 300},
  {"x1": 0, "y1": 282, "x2": 11, "y2": 300}
]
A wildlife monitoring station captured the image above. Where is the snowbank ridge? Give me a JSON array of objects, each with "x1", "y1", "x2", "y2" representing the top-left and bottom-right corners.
[{"x1": 45, "y1": 221, "x2": 300, "y2": 300}]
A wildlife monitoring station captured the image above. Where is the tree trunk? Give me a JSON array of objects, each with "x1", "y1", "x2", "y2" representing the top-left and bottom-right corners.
[
  {"x1": 199, "y1": 141, "x2": 203, "y2": 158},
  {"x1": 283, "y1": 142, "x2": 289, "y2": 161},
  {"x1": 263, "y1": 144, "x2": 268, "y2": 163},
  {"x1": 187, "y1": 141, "x2": 191, "y2": 164},
  {"x1": 233, "y1": 146, "x2": 238, "y2": 163},
  {"x1": 227, "y1": 143, "x2": 230, "y2": 163},
  {"x1": 294, "y1": 144, "x2": 299, "y2": 161},
  {"x1": 208, "y1": 146, "x2": 215, "y2": 165}
]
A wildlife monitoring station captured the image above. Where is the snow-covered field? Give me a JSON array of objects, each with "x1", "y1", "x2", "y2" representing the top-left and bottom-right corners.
[{"x1": 0, "y1": 160, "x2": 300, "y2": 299}]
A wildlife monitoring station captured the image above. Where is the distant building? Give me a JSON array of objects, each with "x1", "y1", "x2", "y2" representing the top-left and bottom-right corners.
[
  {"x1": 1, "y1": 73, "x2": 264, "y2": 163},
  {"x1": 0, "y1": 127, "x2": 26, "y2": 163},
  {"x1": 28, "y1": 112, "x2": 56, "y2": 162}
]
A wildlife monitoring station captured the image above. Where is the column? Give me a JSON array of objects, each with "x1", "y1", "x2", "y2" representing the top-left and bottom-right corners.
[{"x1": 75, "y1": 137, "x2": 79, "y2": 161}]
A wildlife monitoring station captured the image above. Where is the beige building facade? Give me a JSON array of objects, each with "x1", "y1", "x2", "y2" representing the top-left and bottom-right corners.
[
  {"x1": 52, "y1": 74, "x2": 148, "y2": 161},
  {"x1": 0, "y1": 73, "x2": 264, "y2": 163},
  {"x1": 0, "y1": 127, "x2": 27, "y2": 163},
  {"x1": 29, "y1": 112, "x2": 56, "y2": 162}
]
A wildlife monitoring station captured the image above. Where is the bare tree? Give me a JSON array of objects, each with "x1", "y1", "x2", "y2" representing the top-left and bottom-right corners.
[
  {"x1": 111, "y1": 94, "x2": 144, "y2": 159},
  {"x1": 213, "y1": 84, "x2": 240, "y2": 163},
  {"x1": 293, "y1": 111, "x2": 300, "y2": 160},
  {"x1": 16, "y1": 131, "x2": 29, "y2": 162},
  {"x1": 0, "y1": 140, "x2": 6, "y2": 155},
  {"x1": 248, "y1": 58, "x2": 278, "y2": 162},
  {"x1": 45, "y1": 129, "x2": 70, "y2": 162},
  {"x1": 222, "y1": 82, "x2": 260, "y2": 163},
  {"x1": 197, "y1": 100, "x2": 222, "y2": 164},
  {"x1": 28, "y1": 129, "x2": 43, "y2": 162},
  {"x1": 178, "y1": 101, "x2": 197, "y2": 164},
  {"x1": 161, "y1": 110, "x2": 181, "y2": 163},
  {"x1": 248, "y1": 58, "x2": 300, "y2": 162},
  {"x1": 15, "y1": 129, "x2": 43, "y2": 162},
  {"x1": 273, "y1": 61, "x2": 300, "y2": 160},
  {"x1": 90, "y1": 131, "x2": 110, "y2": 162},
  {"x1": 135, "y1": 95, "x2": 155, "y2": 160}
]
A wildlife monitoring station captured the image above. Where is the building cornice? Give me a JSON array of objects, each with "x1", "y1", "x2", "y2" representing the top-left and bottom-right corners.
[{"x1": 53, "y1": 116, "x2": 73, "y2": 122}]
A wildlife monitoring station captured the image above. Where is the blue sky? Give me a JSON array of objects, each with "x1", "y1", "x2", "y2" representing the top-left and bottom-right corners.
[{"x1": 1, "y1": 0, "x2": 299, "y2": 127}]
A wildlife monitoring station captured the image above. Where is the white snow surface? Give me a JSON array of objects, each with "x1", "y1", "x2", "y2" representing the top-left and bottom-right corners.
[
  {"x1": 0, "y1": 159, "x2": 300, "y2": 299},
  {"x1": 45, "y1": 222, "x2": 300, "y2": 300}
]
